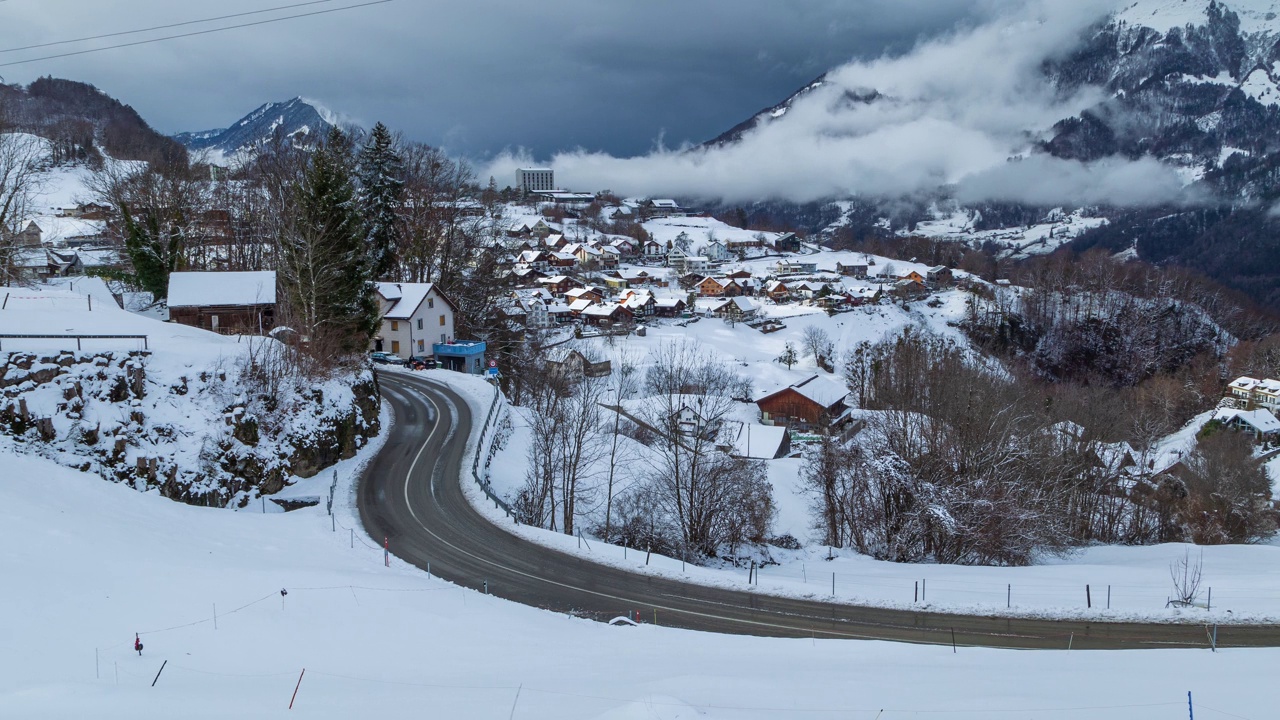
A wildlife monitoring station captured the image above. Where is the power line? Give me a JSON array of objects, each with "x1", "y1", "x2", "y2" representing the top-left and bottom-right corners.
[
  {"x1": 0, "y1": 0, "x2": 394, "y2": 69},
  {"x1": 0, "y1": 0, "x2": 342, "y2": 54}
]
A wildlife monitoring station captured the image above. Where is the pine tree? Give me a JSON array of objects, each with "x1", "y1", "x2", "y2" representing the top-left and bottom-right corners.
[
  {"x1": 120, "y1": 206, "x2": 185, "y2": 299},
  {"x1": 356, "y1": 122, "x2": 404, "y2": 280},
  {"x1": 281, "y1": 128, "x2": 379, "y2": 359}
]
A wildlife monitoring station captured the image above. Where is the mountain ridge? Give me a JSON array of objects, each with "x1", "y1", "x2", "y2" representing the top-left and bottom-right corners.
[{"x1": 173, "y1": 97, "x2": 341, "y2": 163}]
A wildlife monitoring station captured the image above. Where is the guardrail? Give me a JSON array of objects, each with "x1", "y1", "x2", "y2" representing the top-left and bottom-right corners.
[
  {"x1": 0, "y1": 334, "x2": 150, "y2": 351},
  {"x1": 472, "y1": 381, "x2": 515, "y2": 521}
]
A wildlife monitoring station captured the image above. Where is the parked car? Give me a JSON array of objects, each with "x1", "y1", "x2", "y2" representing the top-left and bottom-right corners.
[
  {"x1": 408, "y1": 355, "x2": 437, "y2": 370},
  {"x1": 370, "y1": 351, "x2": 406, "y2": 366}
]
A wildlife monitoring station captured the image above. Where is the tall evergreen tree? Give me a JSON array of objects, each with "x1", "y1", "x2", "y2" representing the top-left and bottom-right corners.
[
  {"x1": 280, "y1": 128, "x2": 379, "y2": 359},
  {"x1": 120, "y1": 206, "x2": 186, "y2": 299},
  {"x1": 356, "y1": 122, "x2": 404, "y2": 280}
]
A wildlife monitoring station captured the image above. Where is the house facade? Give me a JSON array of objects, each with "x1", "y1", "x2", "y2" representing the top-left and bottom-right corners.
[
  {"x1": 374, "y1": 282, "x2": 457, "y2": 359},
  {"x1": 757, "y1": 375, "x2": 852, "y2": 432}
]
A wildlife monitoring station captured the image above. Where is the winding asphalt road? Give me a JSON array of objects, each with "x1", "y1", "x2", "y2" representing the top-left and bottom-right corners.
[{"x1": 358, "y1": 371, "x2": 1280, "y2": 649}]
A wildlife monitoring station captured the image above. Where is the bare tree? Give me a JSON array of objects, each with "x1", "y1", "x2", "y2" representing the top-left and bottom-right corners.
[
  {"x1": 1169, "y1": 550, "x2": 1203, "y2": 606},
  {"x1": 0, "y1": 132, "x2": 48, "y2": 285},
  {"x1": 801, "y1": 326, "x2": 834, "y2": 369}
]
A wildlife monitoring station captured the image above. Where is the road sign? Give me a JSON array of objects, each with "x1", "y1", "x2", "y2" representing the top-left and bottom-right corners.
[{"x1": 488, "y1": 359, "x2": 498, "y2": 368}]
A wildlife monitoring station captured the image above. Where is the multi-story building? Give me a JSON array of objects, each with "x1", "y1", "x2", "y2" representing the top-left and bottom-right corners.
[{"x1": 516, "y1": 168, "x2": 554, "y2": 194}]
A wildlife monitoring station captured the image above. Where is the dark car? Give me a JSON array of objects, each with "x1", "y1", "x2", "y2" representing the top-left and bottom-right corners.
[
  {"x1": 370, "y1": 351, "x2": 407, "y2": 366},
  {"x1": 408, "y1": 355, "x2": 437, "y2": 370}
]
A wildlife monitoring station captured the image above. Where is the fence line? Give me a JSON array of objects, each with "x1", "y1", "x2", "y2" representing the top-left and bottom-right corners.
[{"x1": 472, "y1": 381, "x2": 515, "y2": 520}]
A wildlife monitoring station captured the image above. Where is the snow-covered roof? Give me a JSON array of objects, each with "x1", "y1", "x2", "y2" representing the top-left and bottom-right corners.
[
  {"x1": 581, "y1": 303, "x2": 627, "y2": 317},
  {"x1": 376, "y1": 282, "x2": 448, "y2": 320},
  {"x1": 168, "y1": 271, "x2": 276, "y2": 308},
  {"x1": 1215, "y1": 408, "x2": 1280, "y2": 434},
  {"x1": 730, "y1": 422, "x2": 788, "y2": 460},
  {"x1": 27, "y1": 216, "x2": 107, "y2": 243},
  {"x1": 760, "y1": 375, "x2": 849, "y2": 409}
]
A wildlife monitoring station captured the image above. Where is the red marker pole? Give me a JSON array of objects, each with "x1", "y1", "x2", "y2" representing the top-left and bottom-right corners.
[
  {"x1": 289, "y1": 668, "x2": 305, "y2": 709},
  {"x1": 384, "y1": 536, "x2": 389, "y2": 567}
]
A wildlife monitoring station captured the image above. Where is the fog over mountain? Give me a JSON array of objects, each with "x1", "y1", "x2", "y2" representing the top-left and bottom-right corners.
[{"x1": 485, "y1": 0, "x2": 1277, "y2": 209}]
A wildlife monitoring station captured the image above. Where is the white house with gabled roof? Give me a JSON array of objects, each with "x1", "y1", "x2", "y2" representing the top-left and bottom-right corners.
[{"x1": 374, "y1": 282, "x2": 458, "y2": 359}]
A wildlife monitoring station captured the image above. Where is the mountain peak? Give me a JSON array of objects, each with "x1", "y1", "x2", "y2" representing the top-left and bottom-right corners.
[{"x1": 175, "y1": 96, "x2": 351, "y2": 165}]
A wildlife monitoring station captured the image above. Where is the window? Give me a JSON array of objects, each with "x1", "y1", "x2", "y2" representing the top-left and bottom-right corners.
[
  {"x1": 440, "y1": 333, "x2": 446, "y2": 343},
  {"x1": 391, "y1": 341, "x2": 400, "y2": 354},
  {"x1": 438, "y1": 315, "x2": 446, "y2": 326},
  {"x1": 428, "y1": 298, "x2": 434, "y2": 309},
  {"x1": 417, "y1": 318, "x2": 423, "y2": 330},
  {"x1": 417, "y1": 340, "x2": 424, "y2": 352},
  {"x1": 390, "y1": 320, "x2": 398, "y2": 331}
]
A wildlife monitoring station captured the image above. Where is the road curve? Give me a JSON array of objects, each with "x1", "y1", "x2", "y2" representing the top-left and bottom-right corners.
[{"x1": 358, "y1": 371, "x2": 1280, "y2": 649}]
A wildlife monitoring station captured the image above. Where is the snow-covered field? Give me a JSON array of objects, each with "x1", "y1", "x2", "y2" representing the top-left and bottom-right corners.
[{"x1": 3, "y1": 409, "x2": 1277, "y2": 719}]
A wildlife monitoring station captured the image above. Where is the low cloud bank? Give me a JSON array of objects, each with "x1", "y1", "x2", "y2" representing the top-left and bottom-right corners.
[{"x1": 485, "y1": 0, "x2": 1200, "y2": 208}]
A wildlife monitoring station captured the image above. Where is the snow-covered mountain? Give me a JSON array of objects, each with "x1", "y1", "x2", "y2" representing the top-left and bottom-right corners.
[
  {"x1": 707, "y1": 0, "x2": 1280, "y2": 310},
  {"x1": 174, "y1": 97, "x2": 343, "y2": 163}
]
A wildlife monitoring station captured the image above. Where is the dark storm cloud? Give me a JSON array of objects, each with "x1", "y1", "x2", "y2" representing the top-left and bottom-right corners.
[{"x1": 0, "y1": 0, "x2": 991, "y2": 157}]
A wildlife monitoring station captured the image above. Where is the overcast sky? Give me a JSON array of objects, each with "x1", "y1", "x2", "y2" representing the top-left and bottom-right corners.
[{"x1": 0, "y1": 0, "x2": 994, "y2": 159}]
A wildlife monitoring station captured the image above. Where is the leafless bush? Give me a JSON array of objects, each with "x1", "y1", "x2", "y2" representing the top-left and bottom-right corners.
[{"x1": 1169, "y1": 550, "x2": 1203, "y2": 606}]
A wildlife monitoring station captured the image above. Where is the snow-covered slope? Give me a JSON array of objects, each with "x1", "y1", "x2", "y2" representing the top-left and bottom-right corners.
[{"x1": 4, "y1": 440, "x2": 1279, "y2": 718}]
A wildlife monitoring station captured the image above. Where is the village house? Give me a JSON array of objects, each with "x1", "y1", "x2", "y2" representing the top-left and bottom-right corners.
[
  {"x1": 1227, "y1": 377, "x2": 1280, "y2": 412},
  {"x1": 168, "y1": 270, "x2": 277, "y2": 336},
  {"x1": 892, "y1": 279, "x2": 929, "y2": 300},
  {"x1": 709, "y1": 296, "x2": 759, "y2": 322},
  {"x1": 927, "y1": 266, "x2": 954, "y2": 287},
  {"x1": 512, "y1": 289, "x2": 553, "y2": 329},
  {"x1": 1212, "y1": 407, "x2": 1280, "y2": 442},
  {"x1": 654, "y1": 297, "x2": 688, "y2": 318},
  {"x1": 640, "y1": 198, "x2": 687, "y2": 218},
  {"x1": 642, "y1": 239, "x2": 667, "y2": 260},
  {"x1": 768, "y1": 232, "x2": 802, "y2": 253},
  {"x1": 536, "y1": 275, "x2": 575, "y2": 296},
  {"x1": 836, "y1": 261, "x2": 869, "y2": 279},
  {"x1": 620, "y1": 289, "x2": 657, "y2": 317},
  {"x1": 580, "y1": 303, "x2": 634, "y2": 327},
  {"x1": 765, "y1": 280, "x2": 790, "y2": 302},
  {"x1": 702, "y1": 240, "x2": 732, "y2": 262},
  {"x1": 548, "y1": 348, "x2": 613, "y2": 379},
  {"x1": 565, "y1": 287, "x2": 604, "y2": 305},
  {"x1": 775, "y1": 260, "x2": 817, "y2": 276},
  {"x1": 373, "y1": 282, "x2": 458, "y2": 359},
  {"x1": 695, "y1": 276, "x2": 728, "y2": 297},
  {"x1": 756, "y1": 375, "x2": 853, "y2": 433}
]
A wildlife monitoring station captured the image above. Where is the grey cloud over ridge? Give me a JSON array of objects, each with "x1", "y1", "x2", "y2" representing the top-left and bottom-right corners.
[
  {"x1": 0, "y1": 0, "x2": 991, "y2": 158},
  {"x1": 487, "y1": 0, "x2": 1200, "y2": 208}
]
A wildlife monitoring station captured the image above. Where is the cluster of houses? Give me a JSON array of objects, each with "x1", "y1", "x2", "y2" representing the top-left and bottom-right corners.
[{"x1": 1218, "y1": 377, "x2": 1280, "y2": 442}]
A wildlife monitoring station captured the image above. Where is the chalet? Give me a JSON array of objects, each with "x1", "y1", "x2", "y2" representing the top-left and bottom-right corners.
[
  {"x1": 892, "y1": 279, "x2": 928, "y2": 300},
  {"x1": 900, "y1": 270, "x2": 927, "y2": 283},
  {"x1": 720, "y1": 278, "x2": 747, "y2": 298},
  {"x1": 168, "y1": 270, "x2": 276, "y2": 336},
  {"x1": 603, "y1": 275, "x2": 630, "y2": 291},
  {"x1": 536, "y1": 275, "x2": 575, "y2": 296},
  {"x1": 836, "y1": 262, "x2": 869, "y2": 279},
  {"x1": 1212, "y1": 407, "x2": 1280, "y2": 442},
  {"x1": 844, "y1": 286, "x2": 882, "y2": 306},
  {"x1": 709, "y1": 296, "x2": 759, "y2": 322},
  {"x1": 547, "y1": 302, "x2": 575, "y2": 324},
  {"x1": 516, "y1": 250, "x2": 550, "y2": 272},
  {"x1": 642, "y1": 239, "x2": 667, "y2": 259},
  {"x1": 374, "y1": 282, "x2": 458, "y2": 359},
  {"x1": 756, "y1": 375, "x2": 852, "y2": 433},
  {"x1": 568, "y1": 298, "x2": 596, "y2": 315},
  {"x1": 511, "y1": 267, "x2": 546, "y2": 285},
  {"x1": 765, "y1": 280, "x2": 790, "y2": 302},
  {"x1": 641, "y1": 198, "x2": 686, "y2": 218},
  {"x1": 548, "y1": 348, "x2": 613, "y2": 379},
  {"x1": 654, "y1": 297, "x2": 687, "y2": 318},
  {"x1": 620, "y1": 290, "x2": 657, "y2": 317},
  {"x1": 666, "y1": 247, "x2": 687, "y2": 270},
  {"x1": 548, "y1": 251, "x2": 577, "y2": 270},
  {"x1": 565, "y1": 287, "x2": 604, "y2": 304},
  {"x1": 926, "y1": 266, "x2": 954, "y2": 287},
  {"x1": 580, "y1": 303, "x2": 634, "y2": 327},
  {"x1": 695, "y1": 276, "x2": 728, "y2": 297}
]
